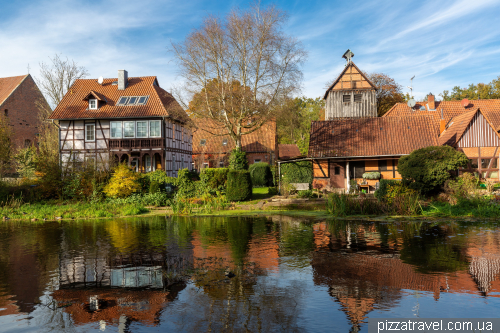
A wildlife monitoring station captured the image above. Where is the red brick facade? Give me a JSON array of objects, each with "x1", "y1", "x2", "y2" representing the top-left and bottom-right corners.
[{"x1": 0, "y1": 75, "x2": 48, "y2": 149}]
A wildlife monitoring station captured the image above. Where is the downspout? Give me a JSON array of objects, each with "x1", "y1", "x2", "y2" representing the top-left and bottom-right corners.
[{"x1": 346, "y1": 160, "x2": 350, "y2": 193}]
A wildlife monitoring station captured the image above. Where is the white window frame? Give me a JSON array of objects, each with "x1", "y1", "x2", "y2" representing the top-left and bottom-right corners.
[
  {"x1": 89, "y1": 99, "x2": 98, "y2": 110},
  {"x1": 136, "y1": 121, "x2": 148, "y2": 138},
  {"x1": 123, "y1": 121, "x2": 135, "y2": 138},
  {"x1": 203, "y1": 163, "x2": 209, "y2": 168},
  {"x1": 149, "y1": 120, "x2": 161, "y2": 138},
  {"x1": 110, "y1": 121, "x2": 122, "y2": 138},
  {"x1": 127, "y1": 96, "x2": 139, "y2": 105},
  {"x1": 85, "y1": 123, "x2": 95, "y2": 142}
]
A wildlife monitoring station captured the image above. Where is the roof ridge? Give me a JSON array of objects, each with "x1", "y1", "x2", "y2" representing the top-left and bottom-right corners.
[{"x1": 0, "y1": 74, "x2": 30, "y2": 107}]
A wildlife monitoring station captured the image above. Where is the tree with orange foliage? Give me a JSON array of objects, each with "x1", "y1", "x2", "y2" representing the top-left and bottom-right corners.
[{"x1": 365, "y1": 73, "x2": 405, "y2": 116}]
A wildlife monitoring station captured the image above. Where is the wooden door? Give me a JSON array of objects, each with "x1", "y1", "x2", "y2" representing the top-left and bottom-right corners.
[{"x1": 330, "y1": 161, "x2": 346, "y2": 188}]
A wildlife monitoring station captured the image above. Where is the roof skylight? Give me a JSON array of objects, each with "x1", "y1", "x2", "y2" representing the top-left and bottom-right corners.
[{"x1": 117, "y1": 96, "x2": 149, "y2": 106}]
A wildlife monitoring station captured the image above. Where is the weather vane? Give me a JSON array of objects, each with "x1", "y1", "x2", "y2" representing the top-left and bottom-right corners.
[{"x1": 342, "y1": 49, "x2": 354, "y2": 65}]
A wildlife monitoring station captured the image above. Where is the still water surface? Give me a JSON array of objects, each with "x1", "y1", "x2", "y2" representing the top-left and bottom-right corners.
[{"x1": 0, "y1": 215, "x2": 500, "y2": 332}]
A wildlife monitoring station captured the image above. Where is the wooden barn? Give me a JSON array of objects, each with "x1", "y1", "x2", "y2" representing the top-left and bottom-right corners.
[{"x1": 48, "y1": 70, "x2": 193, "y2": 176}]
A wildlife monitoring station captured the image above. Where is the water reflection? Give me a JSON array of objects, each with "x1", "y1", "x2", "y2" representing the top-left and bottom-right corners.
[{"x1": 0, "y1": 216, "x2": 499, "y2": 332}]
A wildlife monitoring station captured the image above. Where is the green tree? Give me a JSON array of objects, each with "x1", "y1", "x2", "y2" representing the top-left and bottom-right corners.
[
  {"x1": 228, "y1": 149, "x2": 248, "y2": 170},
  {"x1": 440, "y1": 76, "x2": 500, "y2": 101},
  {"x1": 398, "y1": 146, "x2": 469, "y2": 195},
  {"x1": 14, "y1": 146, "x2": 36, "y2": 179},
  {"x1": 276, "y1": 97, "x2": 324, "y2": 155}
]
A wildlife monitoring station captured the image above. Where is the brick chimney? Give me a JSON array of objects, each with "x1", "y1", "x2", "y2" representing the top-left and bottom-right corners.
[
  {"x1": 428, "y1": 93, "x2": 435, "y2": 110},
  {"x1": 118, "y1": 70, "x2": 128, "y2": 90}
]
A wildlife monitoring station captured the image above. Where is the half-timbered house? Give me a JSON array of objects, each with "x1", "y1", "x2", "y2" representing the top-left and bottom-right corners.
[{"x1": 48, "y1": 70, "x2": 193, "y2": 176}]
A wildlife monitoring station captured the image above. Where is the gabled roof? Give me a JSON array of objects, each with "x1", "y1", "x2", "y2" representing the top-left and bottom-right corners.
[
  {"x1": 49, "y1": 76, "x2": 190, "y2": 124},
  {"x1": 278, "y1": 144, "x2": 302, "y2": 160},
  {"x1": 384, "y1": 99, "x2": 500, "y2": 130},
  {"x1": 192, "y1": 118, "x2": 276, "y2": 154},
  {"x1": 308, "y1": 116, "x2": 439, "y2": 158},
  {"x1": 0, "y1": 74, "x2": 28, "y2": 107},
  {"x1": 323, "y1": 62, "x2": 377, "y2": 99}
]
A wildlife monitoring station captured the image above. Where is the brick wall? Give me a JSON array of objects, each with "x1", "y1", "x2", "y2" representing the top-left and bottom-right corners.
[{"x1": 1, "y1": 75, "x2": 48, "y2": 149}]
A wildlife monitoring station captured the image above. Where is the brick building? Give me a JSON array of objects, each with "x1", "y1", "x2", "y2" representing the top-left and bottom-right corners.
[
  {"x1": 0, "y1": 74, "x2": 49, "y2": 148},
  {"x1": 192, "y1": 117, "x2": 277, "y2": 170}
]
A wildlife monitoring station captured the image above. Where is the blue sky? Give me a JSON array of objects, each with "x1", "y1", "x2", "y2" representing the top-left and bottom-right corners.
[{"x1": 1, "y1": 0, "x2": 499, "y2": 101}]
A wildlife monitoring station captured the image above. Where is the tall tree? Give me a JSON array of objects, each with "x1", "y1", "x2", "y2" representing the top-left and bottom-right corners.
[
  {"x1": 365, "y1": 73, "x2": 405, "y2": 116},
  {"x1": 440, "y1": 76, "x2": 500, "y2": 101},
  {"x1": 276, "y1": 97, "x2": 324, "y2": 155},
  {"x1": 172, "y1": 4, "x2": 306, "y2": 149},
  {"x1": 0, "y1": 115, "x2": 12, "y2": 177}
]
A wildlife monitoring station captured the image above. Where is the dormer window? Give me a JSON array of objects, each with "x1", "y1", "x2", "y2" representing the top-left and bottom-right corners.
[{"x1": 89, "y1": 99, "x2": 98, "y2": 110}]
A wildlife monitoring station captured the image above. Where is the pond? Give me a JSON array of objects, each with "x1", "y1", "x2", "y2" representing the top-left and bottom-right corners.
[{"x1": 1, "y1": 215, "x2": 500, "y2": 332}]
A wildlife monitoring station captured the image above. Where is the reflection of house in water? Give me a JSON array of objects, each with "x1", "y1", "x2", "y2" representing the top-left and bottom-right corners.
[
  {"x1": 311, "y1": 222, "x2": 500, "y2": 332},
  {"x1": 54, "y1": 241, "x2": 193, "y2": 328}
]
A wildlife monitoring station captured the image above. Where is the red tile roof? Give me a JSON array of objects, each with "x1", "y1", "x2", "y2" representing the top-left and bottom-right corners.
[
  {"x1": 384, "y1": 99, "x2": 500, "y2": 129},
  {"x1": 278, "y1": 144, "x2": 302, "y2": 160},
  {"x1": 192, "y1": 118, "x2": 276, "y2": 154},
  {"x1": 438, "y1": 110, "x2": 478, "y2": 146},
  {"x1": 0, "y1": 74, "x2": 28, "y2": 106},
  {"x1": 308, "y1": 116, "x2": 439, "y2": 158},
  {"x1": 48, "y1": 76, "x2": 190, "y2": 123}
]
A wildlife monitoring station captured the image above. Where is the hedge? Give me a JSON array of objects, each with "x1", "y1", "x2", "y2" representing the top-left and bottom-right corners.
[
  {"x1": 374, "y1": 179, "x2": 401, "y2": 202},
  {"x1": 281, "y1": 161, "x2": 312, "y2": 184},
  {"x1": 226, "y1": 170, "x2": 252, "y2": 201},
  {"x1": 176, "y1": 169, "x2": 199, "y2": 198},
  {"x1": 200, "y1": 168, "x2": 229, "y2": 194},
  {"x1": 249, "y1": 162, "x2": 272, "y2": 187},
  {"x1": 229, "y1": 149, "x2": 248, "y2": 170}
]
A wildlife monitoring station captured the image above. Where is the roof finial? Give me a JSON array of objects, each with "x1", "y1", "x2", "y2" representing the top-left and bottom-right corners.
[{"x1": 342, "y1": 49, "x2": 354, "y2": 65}]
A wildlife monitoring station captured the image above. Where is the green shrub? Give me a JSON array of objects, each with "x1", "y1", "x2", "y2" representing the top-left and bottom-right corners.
[
  {"x1": 249, "y1": 162, "x2": 272, "y2": 187},
  {"x1": 200, "y1": 168, "x2": 229, "y2": 194},
  {"x1": 149, "y1": 181, "x2": 160, "y2": 194},
  {"x1": 226, "y1": 170, "x2": 252, "y2": 201},
  {"x1": 176, "y1": 168, "x2": 199, "y2": 198},
  {"x1": 398, "y1": 146, "x2": 469, "y2": 195},
  {"x1": 267, "y1": 187, "x2": 278, "y2": 195},
  {"x1": 297, "y1": 190, "x2": 314, "y2": 198},
  {"x1": 374, "y1": 179, "x2": 401, "y2": 202},
  {"x1": 229, "y1": 149, "x2": 248, "y2": 170},
  {"x1": 281, "y1": 161, "x2": 312, "y2": 184},
  {"x1": 103, "y1": 164, "x2": 140, "y2": 198}
]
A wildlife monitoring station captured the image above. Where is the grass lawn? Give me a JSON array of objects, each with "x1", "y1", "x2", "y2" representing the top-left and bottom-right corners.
[{"x1": 250, "y1": 187, "x2": 274, "y2": 202}]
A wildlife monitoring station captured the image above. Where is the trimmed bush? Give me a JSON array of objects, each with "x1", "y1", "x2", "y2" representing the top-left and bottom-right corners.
[
  {"x1": 374, "y1": 179, "x2": 401, "y2": 202},
  {"x1": 398, "y1": 145, "x2": 469, "y2": 195},
  {"x1": 176, "y1": 168, "x2": 199, "y2": 198},
  {"x1": 281, "y1": 161, "x2": 312, "y2": 184},
  {"x1": 226, "y1": 170, "x2": 252, "y2": 201},
  {"x1": 249, "y1": 162, "x2": 272, "y2": 187},
  {"x1": 199, "y1": 168, "x2": 229, "y2": 195},
  {"x1": 229, "y1": 149, "x2": 248, "y2": 170}
]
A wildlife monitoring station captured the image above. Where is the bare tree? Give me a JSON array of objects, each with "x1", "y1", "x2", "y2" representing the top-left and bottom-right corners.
[
  {"x1": 36, "y1": 54, "x2": 89, "y2": 107},
  {"x1": 171, "y1": 4, "x2": 306, "y2": 149}
]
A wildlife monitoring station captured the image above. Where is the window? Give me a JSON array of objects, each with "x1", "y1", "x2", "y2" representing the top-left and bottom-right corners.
[
  {"x1": 149, "y1": 120, "x2": 161, "y2": 137},
  {"x1": 4, "y1": 109, "x2": 7, "y2": 116},
  {"x1": 85, "y1": 124, "x2": 95, "y2": 141},
  {"x1": 378, "y1": 160, "x2": 388, "y2": 171},
  {"x1": 334, "y1": 166, "x2": 340, "y2": 175},
  {"x1": 222, "y1": 138, "x2": 228, "y2": 146},
  {"x1": 136, "y1": 121, "x2": 148, "y2": 137},
  {"x1": 172, "y1": 155, "x2": 176, "y2": 171},
  {"x1": 110, "y1": 122, "x2": 122, "y2": 138},
  {"x1": 219, "y1": 161, "x2": 224, "y2": 168},
  {"x1": 89, "y1": 99, "x2": 98, "y2": 110},
  {"x1": 254, "y1": 159, "x2": 261, "y2": 163},
  {"x1": 200, "y1": 139, "x2": 206, "y2": 146},
  {"x1": 481, "y1": 159, "x2": 491, "y2": 169},
  {"x1": 117, "y1": 97, "x2": 128, "y2": 105},
  {"x1": 124, "y1": 121, "x2": 135, "y2": 138},
  {"x1": 145, "y1": 155, "x2": 151, "y2": 172},
  {"x1": 343, "y1": 95, "x2": 351, "y2": 103},
  {"x1": 354, "y1": 94, "x2": 362, "y2": 102},
  {"x1": 128, "y1": 97, "x2": 138, "y2": 105},
  {"x1": 137, "y1": 96, "x2": 148, "y2": 105},
  {"x1": 349, "y1": 161, "x2": 365, "y2": 178},
  {"x1": 203, "y1": 163, "x2": 209, "y2": 168},
  {"x1": 492, "y1": 158, "x2": 498, "y2": 169}
]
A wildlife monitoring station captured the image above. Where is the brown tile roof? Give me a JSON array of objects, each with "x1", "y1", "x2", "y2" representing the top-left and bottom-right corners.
[
  {"x1": 438, "y1": 110, "x2": 478, "y2": 146},
  {"x1": 192, "y1": 118, "x2": 276, "y2": 154},
  {"x1": 0, "y1": 74, "x2": 28, "y2": 106},
  {"x1": 384, "y1": 99, "x2": 500, "y2": 129},
  {"x1": 308, "y1": 116, "x2": 439, "y2": 158},
  {"x1": 278, "y1": 144, "x2": 302, "y2": 160},
  {"x1": 48, "y1": 76, "x2": 190, "y2": 123}
]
